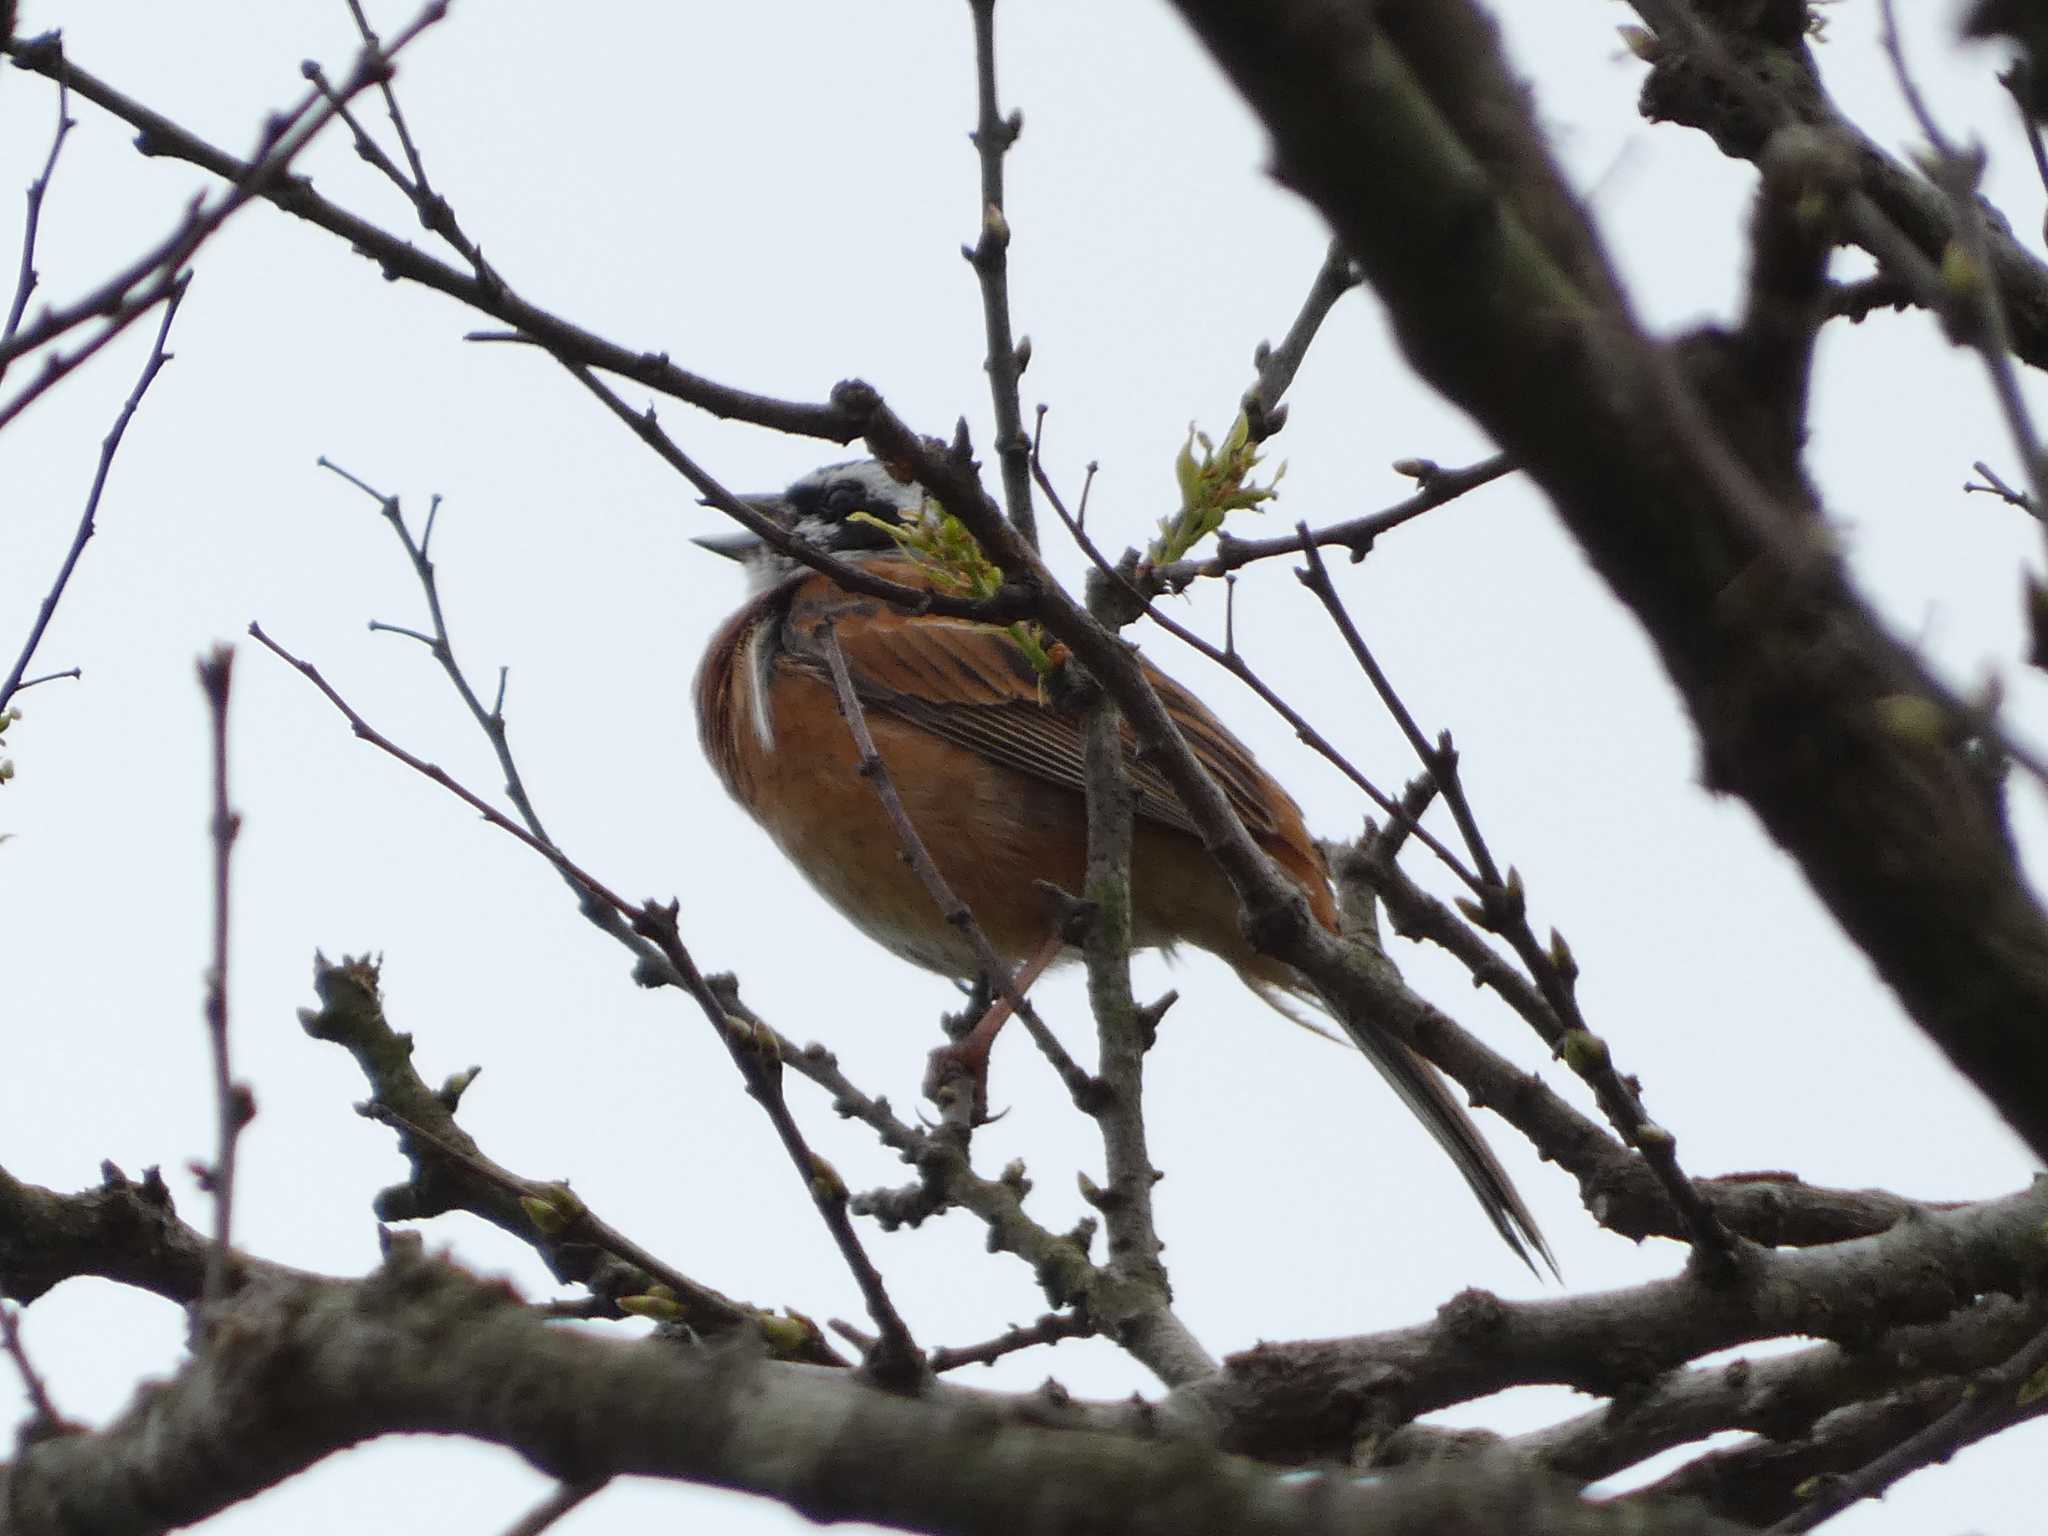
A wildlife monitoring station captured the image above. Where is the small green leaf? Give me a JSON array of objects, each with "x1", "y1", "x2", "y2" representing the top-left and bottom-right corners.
[{"x1": 1150, "y1": 413, "x2": 1283, "y2": 564}]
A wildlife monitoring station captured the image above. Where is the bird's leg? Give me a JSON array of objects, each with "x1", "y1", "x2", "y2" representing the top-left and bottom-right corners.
[
  {"x1": 924, "y1": 932, "x2": 1065, "y2": 1120},
  {"x1": 940, "y1": 973, "x2": 997, "y2": 1041}
]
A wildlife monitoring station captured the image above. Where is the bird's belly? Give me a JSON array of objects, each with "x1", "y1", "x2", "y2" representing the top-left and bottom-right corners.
[{"x1": 734, "y1": 671, "x2": 1097, "y2": 976}]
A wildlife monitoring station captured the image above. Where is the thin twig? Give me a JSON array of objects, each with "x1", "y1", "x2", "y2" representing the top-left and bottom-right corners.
[
  {"x1": 0, "y1": 183, "x2": 198, "y2": 387},
  {"x1": 1069, "y1": 487, "x2": 1211, "y2": 1382},
  {"x1": 319, "y1": 459, "x2": 1107, "y2": 1342},
  {"x1": 300, "y1": 951, "x2": 844, "y2": 1359},
  {"x1": 1767, "y1": 1322, "x2": 2048, "y2": 1532},
  {"x1": 1293, "y1": 531, "x2": 1736, "y2": 1272},
  {"x1": 0, "y1": 6, "x2": 448, "y2": 430},
  {"x1": 2, "y1": 71, "x2": 74, "y2": 356},
  {"x1": 248, "y1": 623, "x2": 925, "y2": 1389},
  {"x1": 359, "y1": 1100, "x2": 830, "y2": 1356},
  {"x1": 808, "y1": 620, "x2": 1095, "y2": 1108},
  {"x1": 497, "y1": 1478, "x2": 608, "y2": 1536},
  {"x1": 1964, "y1": 459, "x2": 2039, "y2": 519},
  {"x1": 1239, "y1": 240, "x2": 1358, "y2": 442},
  {"x1": 0, "y1": 1303, "x2": 64, "y2": 1436},
  {"x1": 0, "y1": 280, "x2": 186, "y2": 715},
  {"x1": 10, "y1": 667, "x2": 81, "y2": 692},
  {"x1": 1824, "y1": 274, "x2": 1913, "y2": 323},
  {"x1": 303, "y1": 29, "x2": 501, "y2": 293},
  {"x1": 1076, "y1": 661, "x2": 1158, "y2": 1284},
  {"x1": 1999, "y1": 64, "x2": 2048, "y2": 203},
  {"x1": 1147, "y1": 454, "x2": 1514, "y2": 586},
  {"x1": 1877, "y1": 0, "x2": 2048, "y2": 553},
  {"x1": 1353, "y1": 839, "x2": 1563, "y2": 1040},
  {"x1": 1517, "y1": 1292, "x2": 2047, "y2": 1488},
  {"x1": 963, "y1": 0, "x2": 1037, "y2": 548},
  {"x1": 1032, "y1": 456, "x2": 1483, "y2": 892},
  {"x1": 342, "y1": 0, "x2": 435, "y2": 196},
  {"x1": 928, "y1": 1311, "x2": 1092, "y2": 1373},
  {"x1": 195, "y1": 646, "x2": 246, "y2": 1307},
  {"x1": 0, "y1": 28, "x2": 844, "y2": 442},
  {"x1": 318, "y1": 463, "x2": 567, "y2": 853},
  {"x1": 561, "y1": 362, "x2": 1028, "y2": 625}
]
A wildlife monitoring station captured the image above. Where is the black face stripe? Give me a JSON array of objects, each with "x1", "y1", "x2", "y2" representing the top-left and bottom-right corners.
[{"x1": 779, "y1": 464, "x2": 919, "y2": 555}]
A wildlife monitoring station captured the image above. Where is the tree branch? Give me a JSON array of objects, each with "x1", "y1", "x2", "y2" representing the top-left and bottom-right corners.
[
  {"x1": 0, "y1": 1242, "x2": 1755, "y2": 1536},
  {"x1": 1157, "y1": 0, "x2": 2048, "y2": 1162}
]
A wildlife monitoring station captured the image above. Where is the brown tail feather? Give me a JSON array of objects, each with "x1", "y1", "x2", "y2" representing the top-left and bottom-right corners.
[{"x1": 1244, "y1": 972, "x2": 1556, "y2": 1279}]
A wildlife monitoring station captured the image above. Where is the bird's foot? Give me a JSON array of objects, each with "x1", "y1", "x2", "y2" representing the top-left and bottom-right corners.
[{"x1": 923, "y1": 1035, "x2": 997, "y2": 1127}]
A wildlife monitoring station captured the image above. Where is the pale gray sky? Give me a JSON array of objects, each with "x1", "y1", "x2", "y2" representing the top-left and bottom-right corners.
[{"x1": 2, "y1": 3, "x2": 2042, "y2": 1532}]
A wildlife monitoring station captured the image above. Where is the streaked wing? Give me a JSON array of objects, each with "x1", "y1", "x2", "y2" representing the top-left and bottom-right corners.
[{"x1": 782, "y1": 589, "x2": 1286, "y2": 843}]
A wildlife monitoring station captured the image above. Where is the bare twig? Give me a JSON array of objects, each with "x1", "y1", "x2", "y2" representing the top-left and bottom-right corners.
[
  {"x1": 247, "y1": 624, "x2": 924, "y2": 1389},
  {"x1": 0, "y1": 280, "x2": 185, "y2": 716},
  {"x1": 0, "y1": 1302, "x2": 65, "y2": 1437},
  {"x1": 194, "y1": 647, "x2": 247, "y2": 1307},
  {"x1": 9, "y1": 667, "x2": 81, "y2": 693},
  {"x1": 1824, "y1": 274, "x2": 1913, "y2": 323},
  {"x1": 498, "y1": 1479, "x2": 609, "y2": 1536},
  {"x1": 0, "y1": 6, "x2": 448, "y2": 430},
  {"x1": 1999, "y1": 64, "x2": 2048, "y2": 204},
  {"x1": 1517, "y1": 1293, "x2": 2047, "y2": 1489},
  {"x1": 1767, "y1": 1322, "x2": 2048, "y2": 1532},
  {"x1": 1877, "y1": 0, "x2": 2048, "y2": 550},
  {"x1": 1965, "y1": 458, "x2": 2039, "y2": 518},
  {"x1": 1033, "y1": 455, "x2": 1483, "y2": 891},
  {"x1": 963, "y1": 0, "x2": 1037, "y2": 548},
  {"x1": 808, "y1": 620, "x2": 1095, "y2": 1109},
  {"x1": 0, "y1": 30, "x2": 846, "y2": 442},
  {"x1": 320, "y1": 457, "x2": 1132, "y2": 1361},
  {"x1": 2, "y1": 71, "x2": 73, "y2": 355},
  {"x1": 318, "y1": 463, "x2": 570, "y2": 854},
  {"x1": 1067, "y1": 481, "x2": 1211, "y2": 1383},
  {"x1": 834, "y1": 395, "x2": 1966, "y2": 1263},
  {"x1": 299, "y1": 956, "x2": 843, "y2": 1364},
  {"x1": 296, "y1": 43, "x2": 1018, "y2": 635},
  {"x1": 1149, "y1": 454, "x2": 1514, "y2": 587},
  {"x1": 1239, "y1": 240, "x2": 1358, "y2": 442},
  {"x1": 1293, "y1": 532, "x2": 1734, "y2": 1271},
  {"x1": 0, "y1": 186, "x2": 195, "y2": 398},
  {"x1": 304, "y1": 16, "x2": 501, "y2": 293},
  {"x1": 561, "y1": 362, "x2": 1029, "y2": 624},
  {"x1": 342, "y1": 0, "x2": 435, "y2": 198},
  {"x1": 928, "y1": 1310, "x2": 1092, "y2": 1373}
]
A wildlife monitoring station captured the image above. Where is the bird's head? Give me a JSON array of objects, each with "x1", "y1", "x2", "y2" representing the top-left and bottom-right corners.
[{"x1": 695, "y1": 460, "x2": 926, "y2": 575}]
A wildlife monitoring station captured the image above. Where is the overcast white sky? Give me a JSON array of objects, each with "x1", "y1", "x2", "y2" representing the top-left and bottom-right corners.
[{"x1": 3, "y1": 2, "x2": 2045, "y2": 1532}]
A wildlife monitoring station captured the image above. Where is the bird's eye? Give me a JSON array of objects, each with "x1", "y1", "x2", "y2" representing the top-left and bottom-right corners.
[{"x1": 823, "y1": 480, "x2": 865, "y2": 516}]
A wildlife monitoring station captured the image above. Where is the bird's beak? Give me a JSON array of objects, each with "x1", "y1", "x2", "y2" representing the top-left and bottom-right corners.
[{"x1": 692, "y1": 494, "x2": 789, "y2": 561}]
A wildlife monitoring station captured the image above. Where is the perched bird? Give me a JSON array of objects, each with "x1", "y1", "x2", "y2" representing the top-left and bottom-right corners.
[{"x1": 695, "y1": 459, "x2": 1551, "y2": 1273}]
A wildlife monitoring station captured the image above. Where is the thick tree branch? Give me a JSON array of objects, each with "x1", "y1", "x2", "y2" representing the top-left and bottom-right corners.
[
  {"x1": 1514, "y1": 1292, "x2": 2048, "y2": 1487},
  {"x1": 0, "y1": 1163, "x2": 305, "y2": 1308},
  {"x1": 0, "y1": 1243, "x2": 1754, "y2": 1536},
  {"x1": 1633, "y1": 0, "x2": 2048, "y2": 372},
  {"x1": 1171, "y1": 1180, "x2": 2048, "y2": 1464}
]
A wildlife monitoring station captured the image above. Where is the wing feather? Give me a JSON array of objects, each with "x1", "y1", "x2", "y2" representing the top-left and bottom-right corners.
[{"x1": 781, "y1": 586, "x2": 1289, "y2": 843}]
